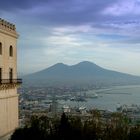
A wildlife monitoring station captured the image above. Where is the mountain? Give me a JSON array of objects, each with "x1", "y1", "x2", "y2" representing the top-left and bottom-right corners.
[{"x1": 23, "y1": 61, "x2": 140, "y2": 87}]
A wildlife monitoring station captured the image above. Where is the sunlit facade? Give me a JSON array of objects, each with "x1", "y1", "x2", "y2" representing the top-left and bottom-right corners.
[{"x1": 0, "y1": 18, "x2": 22, "y2": 138}]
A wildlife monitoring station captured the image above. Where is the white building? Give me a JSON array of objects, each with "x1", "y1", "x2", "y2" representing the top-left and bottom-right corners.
[
  {"x1": 0, "y1": 18, "x2": 22, "y2": 138},
  {"x1": 63, "y1": 105, "x2": 71, "y2": 113}
]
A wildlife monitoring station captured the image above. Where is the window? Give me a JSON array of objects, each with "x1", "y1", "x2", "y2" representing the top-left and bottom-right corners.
[
  {"x1": 0, "y1": 68, "x2": 2, "y2": 80},
  {"x1": 9, "y1": 68, "x2": 13, "y2": 82},
  {"x1": 0, "y1": 42, "x2": 2, "y2": 55},
  {"x1": 0, "y1": 68, "x2": 2, "y2": 83},
  {"x1": 9, "y1": 45, "x2": 13, "y2": 57}
]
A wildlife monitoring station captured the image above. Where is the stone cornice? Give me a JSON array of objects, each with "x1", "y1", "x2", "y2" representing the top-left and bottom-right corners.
[
  {"x1": 0, "y1": 83, "x2": 21, "y2": 90},
  {"x1": 0, "y1": 94, "x2": 18, "y2": 99},
  {"x1": 0, "y1": 27, "x2": 18, "y2": 39}
]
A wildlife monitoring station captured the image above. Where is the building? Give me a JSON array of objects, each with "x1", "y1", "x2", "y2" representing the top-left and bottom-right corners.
[
  {"x1": 63, "y1": 105, "x2": 71, "y2": 113},
  {"x1": 0, "y1": 18, "x2": 22, "y2": 138}
]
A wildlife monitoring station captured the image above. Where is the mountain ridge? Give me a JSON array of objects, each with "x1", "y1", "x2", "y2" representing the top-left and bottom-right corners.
[{"x1": 23, "y1": 61, "x2": 140, "y2": 87}]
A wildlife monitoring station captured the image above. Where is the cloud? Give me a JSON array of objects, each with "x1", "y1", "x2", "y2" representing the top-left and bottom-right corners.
[
  {"x1": 0, "y1": 0, "x2": 116, "y2": 26},
  {"x1": 0, "y1": 0, "x2": 45, "y2": 12},
  {"x1": 45, "y1": 35, "x2": 80, "y2": 46},
  {"x1": 103, "y1": 0, "x2": 140, "y2": 16},
  {"x1": 1, "y1": 0, "x2": 140, "y2": 75}
]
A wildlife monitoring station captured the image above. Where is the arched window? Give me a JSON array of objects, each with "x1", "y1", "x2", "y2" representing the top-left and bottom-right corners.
[
  {"x1": 9, "y1": 45, "x2": 13, "y2": 57},
  {"x1": 0, "y1": 42, "x2": 2, "y2": 55}
]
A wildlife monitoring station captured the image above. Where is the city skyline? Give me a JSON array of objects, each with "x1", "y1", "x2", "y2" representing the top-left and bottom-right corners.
[{"x1": 1, "y1": 0, "x2": 140, "y2": 76}]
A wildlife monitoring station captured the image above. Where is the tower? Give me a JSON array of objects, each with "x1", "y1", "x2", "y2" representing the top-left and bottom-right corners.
[{"x1": 0, "y1": 18, "x2": 22, "y2": 138}]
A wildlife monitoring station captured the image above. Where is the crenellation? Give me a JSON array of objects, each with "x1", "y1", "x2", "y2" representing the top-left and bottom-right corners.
[{"x1": 0, "y1": 18, "x2": 16, "y2": 32}]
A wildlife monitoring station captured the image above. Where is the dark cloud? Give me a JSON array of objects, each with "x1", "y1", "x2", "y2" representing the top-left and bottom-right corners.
[
  {"x1": 1, "y1": 0, "x2": 139, "y2": 29},
  {"x1": 35, "y1": 0, "x2": 117, "y2": 26},
  {"x1": 0, "y1": 0, "x2": 45, "y2": 11},
  {"x1": 0, "y1": 0, "x2": 118, "y2": 26}
]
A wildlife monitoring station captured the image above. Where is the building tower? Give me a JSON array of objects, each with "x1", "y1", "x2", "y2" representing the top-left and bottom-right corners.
[{"x1": 0, "y1": 18, "x2": 22, "y2": 138}]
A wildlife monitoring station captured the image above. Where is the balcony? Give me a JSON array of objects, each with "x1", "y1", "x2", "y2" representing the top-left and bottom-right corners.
[{"x1": 0, "y1": 79, "x2": 22, "y2": 85}]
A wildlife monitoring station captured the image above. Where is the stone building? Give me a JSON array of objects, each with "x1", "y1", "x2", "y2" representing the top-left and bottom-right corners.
[{"x1": 0, "y1": 18, "x2": 22, "y2": 138}]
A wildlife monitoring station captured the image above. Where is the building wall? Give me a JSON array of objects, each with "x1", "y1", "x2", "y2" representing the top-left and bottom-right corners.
[
  {"x1": 0, "y1": 19, "x2": 19, "y2": 138},
  {"x1": 0, "y1": 31, "x2": 17, "y2": 79},
  {"x1": 0, "y1": 88, "x2": 18, "y2": 136}
]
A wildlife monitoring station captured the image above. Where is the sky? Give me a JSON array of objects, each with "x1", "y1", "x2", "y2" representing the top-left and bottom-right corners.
[{"x1": 1, "y1": 0, "x2": 140, "y2": 76}]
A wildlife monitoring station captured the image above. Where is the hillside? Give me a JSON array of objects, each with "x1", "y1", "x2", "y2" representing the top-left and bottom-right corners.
[{"x1": 23, "y1": 61, "x2": 140, "y2": 87}]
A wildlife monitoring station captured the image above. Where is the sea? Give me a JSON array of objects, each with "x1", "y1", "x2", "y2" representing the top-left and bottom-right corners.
[{"x1": 59, "y1": 85, "x2": 140, "y2": 112}]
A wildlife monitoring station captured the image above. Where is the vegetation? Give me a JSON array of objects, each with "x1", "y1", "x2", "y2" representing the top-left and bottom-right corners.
[{"x1": 11, "y1": 112, "x2": 140, "y2": 140}]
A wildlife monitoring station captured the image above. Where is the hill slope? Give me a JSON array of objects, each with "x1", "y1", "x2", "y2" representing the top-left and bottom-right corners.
[{"x1": 23, "y1": 61, "x2": 140, "y2": 87}]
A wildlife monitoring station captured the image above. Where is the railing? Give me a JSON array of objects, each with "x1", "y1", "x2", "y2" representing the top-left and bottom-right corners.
[{"x1": 0, "y1": 79, "x2": 22, "y2": 84}]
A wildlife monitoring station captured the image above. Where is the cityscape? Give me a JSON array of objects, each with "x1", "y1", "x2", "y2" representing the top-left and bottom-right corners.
[
  {"x1": 1, "y1": 0, "x2": 140, "y2": 139},
  {"x1": 19, "y1": 85, "x2": 140, "y2": 127}
]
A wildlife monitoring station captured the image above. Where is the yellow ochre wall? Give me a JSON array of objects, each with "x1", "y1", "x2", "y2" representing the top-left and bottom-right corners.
[{"x1": 0, "y1": 19, "x2": 19, "y2": 138}]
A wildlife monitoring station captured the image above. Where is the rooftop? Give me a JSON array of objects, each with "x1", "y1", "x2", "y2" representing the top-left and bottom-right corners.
[
  {"x1": 0, "y1": 18, "x2": 16, "y2": 31},
  {"x1": 0, "y1": 18, "x2": 18, "y2": 38}
]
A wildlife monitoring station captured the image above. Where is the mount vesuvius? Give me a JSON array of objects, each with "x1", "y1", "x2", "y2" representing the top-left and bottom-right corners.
[{"x1": 23, "y1": 61, "x2": 140, "y2": 87}]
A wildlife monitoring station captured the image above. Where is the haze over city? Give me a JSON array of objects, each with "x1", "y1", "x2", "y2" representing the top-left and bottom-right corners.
[{"x1": 1, "y1": 0, "x2": 140, "y2": 75}]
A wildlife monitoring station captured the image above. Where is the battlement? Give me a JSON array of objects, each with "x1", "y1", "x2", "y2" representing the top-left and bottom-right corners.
[
  {"x1": 0, "y1": 18, "x2": 18, "y2": 38},
  {"x1": 0, "y1": 18, "x2": 16, "y2": 30}
]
